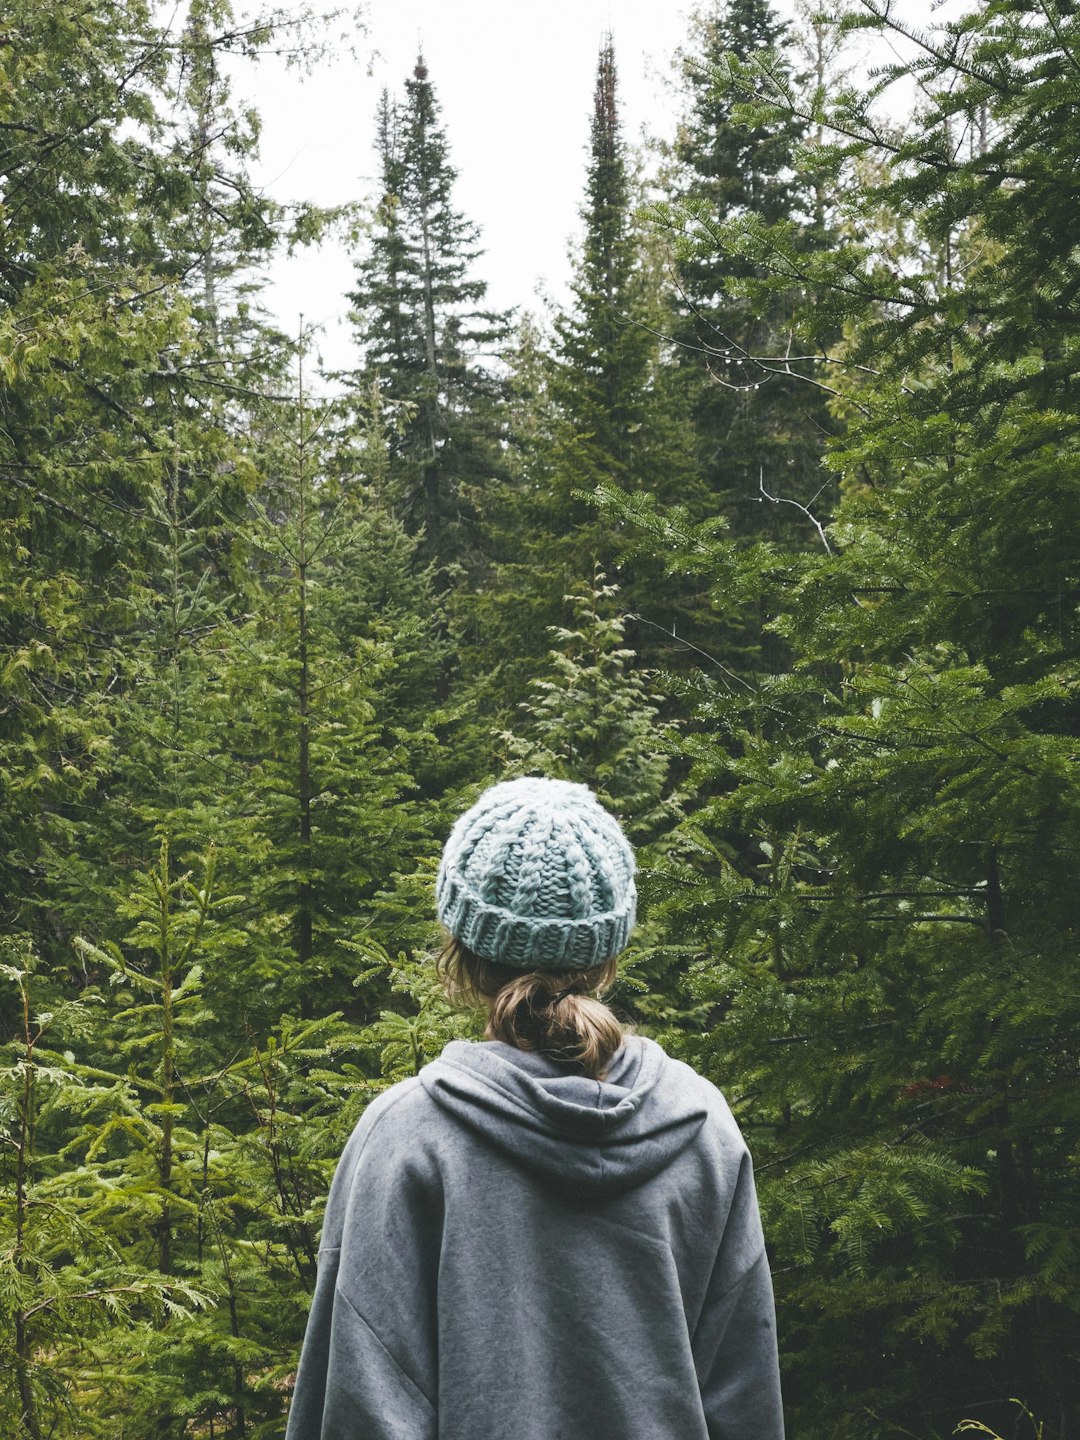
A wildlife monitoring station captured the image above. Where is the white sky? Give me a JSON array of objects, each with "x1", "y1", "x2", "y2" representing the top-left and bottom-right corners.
[
  {"x1": 238, "y1": 0, "x2": 953, "y2": 377},
  {"x1": 244, "y1": 0, "x2": 798, "y2": 375}
]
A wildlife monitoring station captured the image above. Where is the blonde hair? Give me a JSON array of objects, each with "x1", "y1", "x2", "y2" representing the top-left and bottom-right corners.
[{"x1": 436, "y1": 936, "x2": 628, "y2": 1081}]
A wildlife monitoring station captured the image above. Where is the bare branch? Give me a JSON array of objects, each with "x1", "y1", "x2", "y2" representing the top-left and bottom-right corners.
[{"x1": 758, "y1": 468, "x2": 833, "y2": 553}]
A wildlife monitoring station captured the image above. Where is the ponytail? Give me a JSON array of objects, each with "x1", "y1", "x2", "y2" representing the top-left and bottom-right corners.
[{"x1": 436, "y1": 937, "x2": 627, "y2": 1080}]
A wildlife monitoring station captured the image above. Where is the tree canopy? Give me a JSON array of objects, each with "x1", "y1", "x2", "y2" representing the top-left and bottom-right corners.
[{"x1": 2, "y1": 3, "x2": 1078, "y2": 1437}]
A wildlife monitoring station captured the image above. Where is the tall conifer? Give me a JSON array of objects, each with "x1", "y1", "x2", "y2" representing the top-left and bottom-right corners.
[
  {"x1": 549, "y1": 39, "x2": 697, "y2": 567},
  {"x1": 475, "y1": 39, "x2": 701, "y2": 702},
  {"x1": 626, "y1": 2, "x2": 1080, "y2": 1431},
  {"x1": 667, "y1": 1, "x2": 832, "y2": 560},
  {"x1": 347, "y1": 59, "x2": 507, "y2": 577}
]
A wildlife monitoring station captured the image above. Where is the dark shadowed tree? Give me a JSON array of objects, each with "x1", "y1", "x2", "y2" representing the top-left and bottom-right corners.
[{"x1": 346, "y1": 58, "x2": 509, "y2": 579}]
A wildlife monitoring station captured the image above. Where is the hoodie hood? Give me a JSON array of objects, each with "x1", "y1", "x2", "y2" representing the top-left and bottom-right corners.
[{"x1": 419, "y1": 1036, "x2": 708, "y2": 1198}]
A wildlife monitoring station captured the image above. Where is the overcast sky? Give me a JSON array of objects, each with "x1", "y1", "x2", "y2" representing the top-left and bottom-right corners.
[
  {"x1": 241, "y1": 1, "x2": 807, "y2": 375},
  {"x1": 237, "y1": 0, "x2": 949, "y2": 377}
]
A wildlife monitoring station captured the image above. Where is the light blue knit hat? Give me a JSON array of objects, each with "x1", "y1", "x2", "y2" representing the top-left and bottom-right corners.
[{"x1": 436, "y1": 777, "x2": 637, "y2": 971}]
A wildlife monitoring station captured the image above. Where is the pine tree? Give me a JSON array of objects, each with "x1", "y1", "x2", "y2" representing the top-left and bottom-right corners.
[
  {"x1": 617, "y1": 2, "x2": 1080, "y2": 1432},
  {"x1": 676, "y1": 0, "x2": 804, "y2": 231},
  {"x1": 0, "y1": 0, "x2": 313, "y2": 969},
  {"x1": 1, "y1": 7, "x2": 468, "y2": 1436},
  {"x1": 547, "y1": 41, "x2": 704, "y2": 618},
  {"x1": 501, "y1": 573, "x2": 680, "y2": 840},
  {"x1": 1, "y1": 0, "x2": 186, "y2": 956},
  {"x1": 347, "y1": 58, "x2": 508, "y2": 577},
  {"x1": 663, "y1": 0, "x2": 834, "y2": 600},
  {"x1": 16, "y1": 840, "x2": 361, "y2": 1438},
  {"x1": 472, "y1": 39, "x2": 703, "y2": 708},
  {"x1": 204, "y1": 342, "x2": 445, "y2": 1024},
  {"x1": 0, "y1": 936, "x2": 207, "y2": 1438}
]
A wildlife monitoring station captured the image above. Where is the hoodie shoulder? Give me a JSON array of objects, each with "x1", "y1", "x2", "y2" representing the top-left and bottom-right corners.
[
  {"x1": 348, "y1": 1075, "x2": 426, "y2": 1153},
  {"x1": 656, "y1": 1048, "x2": 747, "y2": 1143},
  {"x1": 345, "y1": 1076, "x2": 444, "y2": 1164},
  {"x1": 319, "y1": 1077, "x2": 436, "y2": 1250}
]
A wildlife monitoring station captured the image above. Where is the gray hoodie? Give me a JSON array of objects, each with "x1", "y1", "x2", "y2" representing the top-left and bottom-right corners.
[{"x1": 285, "y1": 1036, "x2": 784, "y2": 1440}]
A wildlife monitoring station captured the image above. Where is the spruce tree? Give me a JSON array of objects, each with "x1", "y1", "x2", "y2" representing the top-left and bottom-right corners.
[
  {"x1": 191, "y1": 371, "x2": 428, "y2": 1025},
  {"x1": 664, "y1": 0, "x2": 834, "y2": 603},
  {"x1": 0, "y1": 0, "x2": 313, "y2": 969},
  {"x1": 9, "y1": 839, "x2": 361, "y2": 1438},
  {"x1": 0, "y1": 937, "x2": 207, "y2": 1439},
  {"x1": 618, "y1": 2, "x2": 1080, "y2": 1432},
  {"x1": 473, "y1": 39, "x2": 703, "y2": 707},
  {"x1": 0, "y1": 7, "x2": 461, "y2": 1436},
  {"x1": 501, "y1": 573, "x2": 680, "y2": 840},
  {"x1": 547, "y1": 41, "x2": 704, "y2": 617},
  {"x1": 347, "y1": 59, "x2": 508, "y2": 578}
]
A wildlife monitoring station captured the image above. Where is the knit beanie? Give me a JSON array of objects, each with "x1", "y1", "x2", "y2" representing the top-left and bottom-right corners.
[{"x1": 436, "y1": 777, "x2": 637, "y2": 971}]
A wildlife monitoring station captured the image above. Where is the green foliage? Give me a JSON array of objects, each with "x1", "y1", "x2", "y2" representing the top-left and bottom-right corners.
[
  {"x1": 205, "y1": 359, "x2": 443, "y2": 1020},
  {"x1": 0, "y1": 938, "x2": 210, "y2": 1439},
  {"x1": 501, "y1": 573, "x2": 680, "y2": 840},
  {"x1": 4, "y1": 0, "x2": 1080, "y2": 1435},
  {"x1": 469, "y1": 39, "x2": 707, "y2": 714},
  {"x1": 0, "y1": 845, "x2": 370, "y2": 1437},
  {"x1": 663, "y1": 0, "x2": 835, "y2": 584},
  {"x1": 1, "y1": 6, "x2": 452, "y2": 1434},
  {"x1": 613, "y1": 2, "x2": 1080, "y2": 1433},
  {"x1": 345, "y1": 58, "x2": 509, "y2": 575},
  {"x1": 346, "y1": 939, "x2": 480, "y2": 1085}
]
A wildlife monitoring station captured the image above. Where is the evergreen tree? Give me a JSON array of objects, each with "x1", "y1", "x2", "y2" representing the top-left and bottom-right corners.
[
  {"x1": 549, "y1": 38, "x2": 676, "y2": 549},
  {"x1": 0, "y1": 0, "x2": 321, "y2": 969},
  {"x1": 1, "y1": 7, "x2": 478, "y2": 1438},
  {"x1": 547, "y1": 41, "x2": 705, "y2": 634},
  {"x1": 168, "y1": 0, "x2": 280, "y2": 339},
  {"x1": 663, "y1": 0, "x2": 834, "y2": 610},
  {"x1": 614, "y1": 2, "x2": 1080, "y2": 1433},
  {"x1": 347, "y1": 59, "x2": 508, "y2": 577},
  {"x1": 0, "y1": 937, "x2": 206, "y2": 1439},
  {"x1": 501, "y1": 573, "x2": 680, "y2": 841},
  {"x1": 205, "y1": 347, "x2": 445, "y2": 1024},
  {"x1": 1, "y1": 0, "x2": 191, "y2": 957},
  {"x1": 675, "y1": 0, "x2": 804, "y2": 233},
  {"x1": 473, "y1": 39, "x2": 703, "y2": 706},
  {"x1": 3, "y1": 841, "x2": 361, "y2": 1438}
]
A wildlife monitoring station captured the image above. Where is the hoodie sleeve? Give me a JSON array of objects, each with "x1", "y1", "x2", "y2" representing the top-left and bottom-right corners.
[
  {"x1": 692, "y1": 1146, "x2": 785, "y2": 1440},
  {"x1": 285, "y1": 1083, "x2": 440, "y2": 1440}
]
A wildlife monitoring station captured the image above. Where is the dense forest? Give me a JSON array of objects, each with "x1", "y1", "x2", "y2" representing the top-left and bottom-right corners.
[{"x1": 2, "y1": 0, "x2": 1078, "y2": 1436}]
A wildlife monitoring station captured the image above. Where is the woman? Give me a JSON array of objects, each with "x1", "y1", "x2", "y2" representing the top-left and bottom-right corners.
[{"x1": 285, "y1": 777, "x2": 785, "y2": 1439}]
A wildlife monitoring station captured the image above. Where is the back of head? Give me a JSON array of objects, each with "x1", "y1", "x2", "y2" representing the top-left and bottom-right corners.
[
  {"x1": 436, "y1": 778, "x2": 636, "y2": 1079},
  {"x1": 436, "y1": 939, "x2": 625, "y2": 1079}
]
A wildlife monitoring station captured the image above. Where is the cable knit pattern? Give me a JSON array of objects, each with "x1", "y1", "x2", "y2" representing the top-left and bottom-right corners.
[{"x1": 436, "y1": 777, "x2": 637, "y2": 970}]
